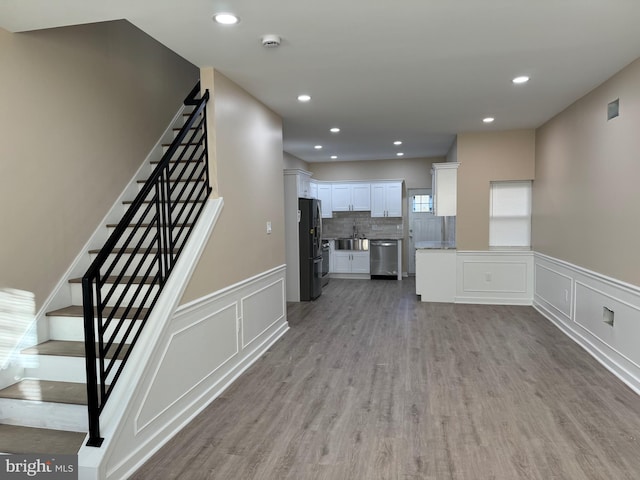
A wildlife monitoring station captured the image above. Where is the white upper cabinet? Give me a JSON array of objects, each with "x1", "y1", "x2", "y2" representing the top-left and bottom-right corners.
[
  {"x1": 431, "y1": 163, "x2": 459, "y2": 216},
  {"x1": 309, "y1": 180, "x2": 318, "y2": 199},
  {"x1": 317, "y1": 183, "x2": 333, "y2": 218},
  {"x1": 297, "y1": 172, "x2": 312, "y2": 198},
  {"x1": 332, "y1": 183, "x2": 371, "y2": 211},
  {"x1": 371, "y1": 181, "x2": 402, "y2": 217},
  {"x1": 351, "y1": 183, "x2": 371, "y2": 211},
  {"x1": 331, "y1": 184, "x2": 351, "y2": 211}
]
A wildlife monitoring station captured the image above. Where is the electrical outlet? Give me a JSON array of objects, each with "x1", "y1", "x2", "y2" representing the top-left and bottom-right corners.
[
  {"x1": 266, "y1": 221, "x2": 272, "y2": 234},
  {"x1": 485, "y1": 272, "x2": 492, "y2": 282}
]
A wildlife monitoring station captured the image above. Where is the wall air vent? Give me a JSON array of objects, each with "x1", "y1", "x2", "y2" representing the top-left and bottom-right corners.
[{"x1": 607, "y1": 98, "x2": 619, "y2": 120}]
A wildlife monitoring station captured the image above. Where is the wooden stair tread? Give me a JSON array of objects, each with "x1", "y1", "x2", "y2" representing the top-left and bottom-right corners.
[
  {"x1": 68, "y1": 275, "x2": 158, "y2": 285},
  {"x1": 105, "y1": 222, "x2": 192, "y2": 227},
  {"x1": 161, "y1": 142, "x2": 201, "y2": 147},
  {"x1": 88, "y1": 247, "x2": 162, "y2": 254},
  {"x1": 123, "y1": 199, "x2": 202, "y2": 204},
  {"x1": 0, "y1": 379, "x2": 87, "y2": 405},
  {"x1": 136, "y1": 178, "x2": 205, "y2": 184},
  {"x1": 150, "y1": 158, "x2": 202, "y2": 164},
  {"x1": 21, "y1": 340, "x2": 129, "y2": 360},
  {"x1": 46, "y1": 305, "x2": 150, "y2": 318},
  {"x1": 0, "y1": 424, "x2": 86, "y2": 454}
]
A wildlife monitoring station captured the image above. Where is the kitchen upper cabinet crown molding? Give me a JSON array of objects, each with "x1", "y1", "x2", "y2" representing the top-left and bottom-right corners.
[
  {"x1": 284, "y1": 169, "x2": 313, "y2": 199},
  {"x1": 431, "y1": 162, "x2": 459, "y2": 217}
]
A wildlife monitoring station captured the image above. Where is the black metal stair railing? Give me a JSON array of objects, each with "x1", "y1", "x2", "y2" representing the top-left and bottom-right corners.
[{"x1": 81, "y1": 82, "x2": 211, "y2": 447}]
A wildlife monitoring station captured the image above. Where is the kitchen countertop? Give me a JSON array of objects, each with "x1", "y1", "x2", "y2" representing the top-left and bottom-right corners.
[
  {"x1": 415, "y1": 240, "x2": 456, "y2": 250},
  {"x1": 323, "y1": 235, "x2": 403, "y2": 241}
]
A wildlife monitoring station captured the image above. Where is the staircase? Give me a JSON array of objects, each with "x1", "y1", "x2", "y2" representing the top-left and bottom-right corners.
[{"x1": 0, "y1": 85, "x2": 210, "y2": 454}]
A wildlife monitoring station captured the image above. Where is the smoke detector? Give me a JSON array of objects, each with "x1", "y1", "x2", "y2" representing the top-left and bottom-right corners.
[{"x1": 261, "y1": 34, "x2": 281, "y2": 48}]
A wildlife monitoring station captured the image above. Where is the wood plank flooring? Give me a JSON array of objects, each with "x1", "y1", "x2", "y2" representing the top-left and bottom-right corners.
[
  {"x1": 131, "y1": 278, "x2": 640, "y2": 480},
  {"x1": 0, "y1": 425, "x2": 85, "y2": 454}
]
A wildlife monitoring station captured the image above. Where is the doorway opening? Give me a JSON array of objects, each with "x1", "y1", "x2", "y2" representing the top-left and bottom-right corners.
[{"x1": 406, "y1": 188, "x2": 445, "y2": 275}]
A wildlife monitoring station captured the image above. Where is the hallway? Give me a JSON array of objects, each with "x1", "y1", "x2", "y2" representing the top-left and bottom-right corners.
[{"x1": 132, "y1": 278, "x2": 640, "y2": 479}]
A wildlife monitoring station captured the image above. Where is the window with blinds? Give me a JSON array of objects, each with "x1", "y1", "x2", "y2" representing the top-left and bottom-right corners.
[{"x1": 489, "y1": 181, "x2": 532, "y2": 247}]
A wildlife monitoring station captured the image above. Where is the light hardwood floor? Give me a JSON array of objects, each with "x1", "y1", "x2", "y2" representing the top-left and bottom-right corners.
[{"x1": 131, "y1": 278, "x2": 640, "y2": 479}]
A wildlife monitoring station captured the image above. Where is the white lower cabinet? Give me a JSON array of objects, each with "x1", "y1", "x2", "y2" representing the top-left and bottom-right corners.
[
  {"x1": 332, "y1": 251, "x2": 370, "y2": 274},
  {"x1": 416, "y1": 249, "x2": 456, "y2": 302}
]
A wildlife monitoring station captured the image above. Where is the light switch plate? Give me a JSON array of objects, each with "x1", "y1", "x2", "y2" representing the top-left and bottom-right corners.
[{"x1": 266, "y1": 221, "x2": 272, "y2": 234}]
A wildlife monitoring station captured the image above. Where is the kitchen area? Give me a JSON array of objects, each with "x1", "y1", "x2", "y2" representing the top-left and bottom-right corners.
[
  {"x1": 284, "y1": 162, "x2": 458, "y2": 303},
  {"x1": 284, "y1": 169, "x2": 405, "y2": 302}
]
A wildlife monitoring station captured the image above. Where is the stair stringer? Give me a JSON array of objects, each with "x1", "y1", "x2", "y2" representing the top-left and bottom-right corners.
[
  {"x1": 77, "y1": 197, "x2": 223, "y2": 480},
  {"x1": 0, "y1": 105, "x2": 188, "y2": 392}
]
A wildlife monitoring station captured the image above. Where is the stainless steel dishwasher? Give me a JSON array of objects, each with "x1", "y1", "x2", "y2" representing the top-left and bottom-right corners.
[{"x1": 370, "y1": 239, "x2": 398, "y2": 278}]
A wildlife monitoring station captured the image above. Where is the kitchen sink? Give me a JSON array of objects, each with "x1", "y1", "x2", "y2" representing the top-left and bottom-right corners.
[{"x1": 335, "y1": 238, "x2": 369, "y2": 251}]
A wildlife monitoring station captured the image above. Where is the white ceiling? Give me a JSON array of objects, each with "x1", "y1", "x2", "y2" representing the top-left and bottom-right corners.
[{"x1": 2, "y1": 0, "x2": 640, "y2": 162}]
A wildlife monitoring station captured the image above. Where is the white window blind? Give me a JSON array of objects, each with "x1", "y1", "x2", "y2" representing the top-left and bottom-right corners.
[{"x1": 489, "y1": 181, "x2": 532, "y2": 247}]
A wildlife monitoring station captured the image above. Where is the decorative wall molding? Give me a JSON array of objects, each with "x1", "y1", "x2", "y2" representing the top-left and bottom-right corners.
[
  {"x1": 533, "y1": 252, "x2": 640, "y2": 396},
  {"x1": 77, "y1": 197, "x2": 223, "y2": 480},
  {"x1": 455, "y1": 250, "x2": 534, "y2": 305},
  {"x1": 98, "y1": 265, "x2": 287, "y2": 480}
]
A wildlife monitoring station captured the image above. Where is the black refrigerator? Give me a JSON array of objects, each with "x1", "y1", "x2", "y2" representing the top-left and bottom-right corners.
[{"x1": 299, "y1": 198, "x2": 323, "y2": 301}]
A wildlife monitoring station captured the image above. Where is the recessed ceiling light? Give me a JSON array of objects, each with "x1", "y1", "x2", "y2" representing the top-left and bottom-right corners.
[
  {"x1": 330, "y1": 155, "x2": 338, "y2": 159},
  {"x1": 213, "y1": 13, "x2": 239, "y2": 25},
  {"x1": 512, "y1": 76, "x2": 530, "y2": 84},
  {"x1": 394, "y1": 140, "x2": 402, "y2": 146},
  {"x1": 396, "y1": 152, "x2": 404, "y2": 157},
  {"x1": 297, "y1": 94, "x2": 311, "y2": 102},
  {"x1": 330, "y1": 127, "x2": 340, "y2": 133},
  {"x1": 314, "y1": 145, "x2": 323, "y2": 150},
  {"x1": 483, "y1": 117, "x2": 495, "y2": 123}
]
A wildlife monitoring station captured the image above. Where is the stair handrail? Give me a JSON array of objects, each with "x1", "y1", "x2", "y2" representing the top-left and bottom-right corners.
[{"x1": 82, "y1": 82, "x2": 211, "y2": 447}]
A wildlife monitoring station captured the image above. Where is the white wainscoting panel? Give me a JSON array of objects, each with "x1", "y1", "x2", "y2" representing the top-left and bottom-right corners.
[
  {"x1": 456, "y1": 251, "x2": 534, "y2": 305},
  {"x1": 534, "y1": 253, "x2": 640, "y2": 395},
  {"x1": 135, "y1": 303, "x2": 239, "y2": 431},
  {"x1": 574, "y1": 282, "x2": 640, "y2": 372},
  {"x1": 93, "y1": 265, "x2": 287, "y2": 480},
  {"x1": 241, "y1": 279, "x2": 286, "y2": 349},
  {"x1": 534, "y1": 262, "x2": 573, "y2": 320}
]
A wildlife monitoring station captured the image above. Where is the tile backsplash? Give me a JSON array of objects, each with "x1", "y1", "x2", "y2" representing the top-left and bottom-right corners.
[{"x1": 323, "y1": 211, "x2": 403, "y2": 238}]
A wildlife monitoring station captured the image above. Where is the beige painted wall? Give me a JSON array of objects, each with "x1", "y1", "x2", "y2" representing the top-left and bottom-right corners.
[
  {"x1": 309, "y1": 156, "x2": 441, "y2": 188},
  {"x1": 283, "y1": 152, "x2": 309, "y2": 171},
  {"x1": 0, "y1": 21, "x2": 198, "y2": 309},
  {"x1": 456, "y1": 130, "x2": 536, "y2": 250},
  {"x1": 181, "y1": 71, "x2": 285, "y2": 303},
  {"x1": 533, "y1": 58, "x2": 640, "y2": 286},
  {"x1": 446, "y1": 137, "x2": 458, "y2": 163}
]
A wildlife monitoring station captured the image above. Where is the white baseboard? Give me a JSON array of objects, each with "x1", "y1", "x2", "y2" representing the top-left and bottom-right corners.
[
  {"x1": 533, "y1": 253, "x2": 640, "y2": 396},
  {"x1": 330, "y1": 273, "x2": 371, "y2": 280}
]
